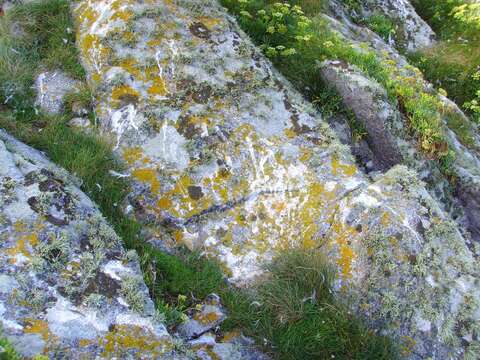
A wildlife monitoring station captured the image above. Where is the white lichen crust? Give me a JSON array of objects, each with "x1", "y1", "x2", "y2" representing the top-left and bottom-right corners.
[{"x1": 74, "y1": 0, "x2": 480, "y2": 358}]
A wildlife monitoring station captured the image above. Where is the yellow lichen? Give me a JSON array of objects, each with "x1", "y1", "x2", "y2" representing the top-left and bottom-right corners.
[
  {"x1": 122, "y1": 147, "x2": 144, "y2": 165},
  {"x1": 193, "y1": 311, "x2": 221, "y2": 325},
  {"x1": 24, "y1": 319, "x2": 50, "y2": 341},
  {"x1": 111, "y1": 85, "x2": 140, "y2": 103},
  {"x1": 99, "y1": 325, "x2": 173, "y2": 357},
  {"x1": 331, "y1": 157, "x2": 357, "y2": 177},
  {"x1": 6, "y1": 233, "x2": 39, "y2": 264},
  {"x1": 132, "y1": 168, "x2": 160, "y2": 194}
]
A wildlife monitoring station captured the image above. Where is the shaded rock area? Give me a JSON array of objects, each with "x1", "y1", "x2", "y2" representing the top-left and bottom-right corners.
[
  {"x1": 178, "y1": 294, "x2": 268, "y2": 360},
  {"x1": 321, "y1": 60, "x2": 403, "y2": 171},
  {"x1": 74, "y1": 0, "x2": 480, "y2": 358},
  {"x1": 0, "y1": 129, "x2": 176, "y2": 358}
]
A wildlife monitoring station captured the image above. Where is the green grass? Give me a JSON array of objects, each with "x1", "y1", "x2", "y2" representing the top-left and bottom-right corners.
[
  {"x1": 0, "y1": 334, "x2": 21, "y2": 360},
  {"x1": 410, "y1": 0, "x2": 480, "y2": 122},
  {"x1": 0, "y1": 0, "x2": 398, "y2": 358}
]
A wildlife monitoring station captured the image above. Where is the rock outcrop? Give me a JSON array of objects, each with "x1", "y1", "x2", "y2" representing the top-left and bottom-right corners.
[
  {"x1": 74, "y1": 0, "x2": 480, "y2": 358},
  {"x1": 0, "y1": 130, "x2": 175, "y2": 358},
  {"x1": 318, "y1": 2, "x2": 480, "y2": 245}
]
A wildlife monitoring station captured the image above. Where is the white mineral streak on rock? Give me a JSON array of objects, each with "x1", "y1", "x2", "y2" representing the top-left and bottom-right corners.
[
  {"x1": 109, "y1": 104, "x2": 144, "y2": 149},
  {"x1": 73, "y1": 0, "x2": 480, "y2": 358},
  {"x1": 102, "y1": 260, "x2": 133, "y2": 281},
  {"x1": 143, "y1": 124, "x2": 189, "y2": 171}
]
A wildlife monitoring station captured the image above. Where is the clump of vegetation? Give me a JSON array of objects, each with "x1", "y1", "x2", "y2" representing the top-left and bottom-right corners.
[
  {"x1": 363, "y1": 13, "x2": 397, "y2": 42},
  {"x1": 0, "y1": 333, "x2": 21, "y2": 360},
  {"x1": 410, "y1": 0, "x2": 480, "y2": 123},
  {"x1": 244, "y1": 249, "x2": 398, "y2": 359}
]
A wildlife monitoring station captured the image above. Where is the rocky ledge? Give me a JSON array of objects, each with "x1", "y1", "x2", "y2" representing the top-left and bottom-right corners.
[{"x1": 73, "y1": 0, "x2": 480, "y2": 358}]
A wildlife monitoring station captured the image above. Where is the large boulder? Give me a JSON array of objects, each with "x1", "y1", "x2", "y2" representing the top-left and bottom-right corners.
[
  {"x1": 74, "y1": 0, "x2": 480, "y2": 358},
  {"x1": 0, "y1": 130, "x2": 176, "y2": 359}
]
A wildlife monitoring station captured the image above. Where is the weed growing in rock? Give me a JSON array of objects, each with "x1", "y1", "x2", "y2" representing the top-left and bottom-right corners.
[{"x1": 0, "y1": 333, "x2": 21, "y2": 360}]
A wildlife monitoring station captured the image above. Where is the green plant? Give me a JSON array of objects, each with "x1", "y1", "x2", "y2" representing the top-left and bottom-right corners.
[
  {"x1": 410, "y1": 0, "x2": 480, "y2": 124},
  {"x1": 364, "y1": 13, "x2": 396, "y2": 41},
  {"x1": 0, "y1": 333, "x2": 21, "y2": 360}
]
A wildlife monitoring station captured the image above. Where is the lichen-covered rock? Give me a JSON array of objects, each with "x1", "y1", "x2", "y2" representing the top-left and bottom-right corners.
[
  {"x1": 189, "y1": 332, "x2": 269, "y2": 360},
  {"x1": 0, "y1": 130, "x2": 176, "y2": 358},
  {"x1": 179, "y1": 294, "x2": 268, "y2": 359},
  {"x1": 320, "y1": 60, "x2": 403, "y2": 171},
  {"x1": 35, "y1": 71, "x2": 80, "y2": 114},
  {"x1": 177, "y1": 294, "x2": 226, "y2": 340},
  {"x1": 74, "y1": 0, "x2": 480, "y2": 358}
]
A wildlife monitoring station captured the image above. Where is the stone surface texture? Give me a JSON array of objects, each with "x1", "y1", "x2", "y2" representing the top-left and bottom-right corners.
[
  {"x1": 74, "y1": 0, "x2": 480, "y2": 358},
  {"x1": 0, "y1": 129, "x2": 176, "y2": 359},
  {"x1": 34, "y1": 71, "x2": 80, "y2": 114}
]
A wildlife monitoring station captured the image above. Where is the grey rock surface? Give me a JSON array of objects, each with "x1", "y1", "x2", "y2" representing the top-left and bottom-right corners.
[
  {"x1": 321, "y1": 60, "x2": 403, "y2": 171},
  {"x1": 35, "y1": 71, "x2": 79, "y2": 114}
]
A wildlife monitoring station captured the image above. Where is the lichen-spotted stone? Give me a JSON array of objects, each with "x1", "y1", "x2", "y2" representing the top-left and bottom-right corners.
[
  {"x1": 74, "y1": 0, "x2": 480, "y2": 358},
  {"x1": 0, "y1": 130, "x2": 175, "y2": 359}
]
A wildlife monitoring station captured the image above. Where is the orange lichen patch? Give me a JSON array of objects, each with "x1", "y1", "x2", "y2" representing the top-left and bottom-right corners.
[
  {"x1": 147, "y1": 77, "x2": 168, "y2": 97},
  {"x1": 6, "y1": 233, "x2": 39, "y2": 264},
  {"x1": 92, "y1": 72, "x2": 102, "y2": 82},
  {"x1": 157, "y1": 197, "x2": 172, "y2": 209},
  {"x1": 111, "y1": 10, "x2": 134, "y2": 22},
  {"x1": 197, "y1": 16, "x2": 222, "y2": 30},
  {"x1": 147, "y1": 38, "x2": 163, "y2": 47},
  {"x1": 111, "y1": 85, "x2": 140, "y2": 103},
  {"x1": 299, "y1": 148, "x2": 312, "y2": 162},
  {"x1": 79, "y1": 339, "x2": 92, "y2": 347},
  {"x1": 381, "y1": 212, "x2": 391, "y2": 227},
  {"x1": 122, "y1": 31, "x2": 136, "y2": 44},
  {"x1": 75, "y1": 3, "x2": 99, "y2": 28},
  {"x1": 80, "y1": 34, "x2": 111, "y2": 68},
  {"x1": 122, "y1": 147, "x2": 144, "y2": 165},
  {"x1": 221, "y1": 331, "x2": 240, "y2": 343},
  {"x1": 132, "y1": 168, "x2": 160, "y2": 194},
  {"x1": 173, "y1": 230, "x2": 184, "y2": 243},
  {"x1": 193, "y1": 311, "x2": 221, "y2": 325},
  {"x1": 330, "y1": 222, "x2": 358, "y2": 278},
  {"x1": 99, "y1": 325, "x2": 173, "y2": 357},
  {"x1": 331, "y1": 157, "x2": 357, "y2": 177},
  {"x1": 111, "y1": 0, "x2": 134, "y2": 11},
  {"x1": 284, "y1": 128, "x2": 297, "y2": 139},
  {"x1": 24, "y1": 319, "x2": 50, "y2": 341},
  {"x1": 13, "y1": 220, "x2": 27, "y2": 232}
]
